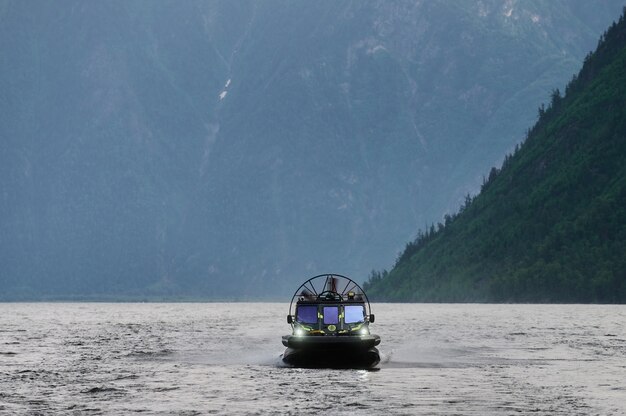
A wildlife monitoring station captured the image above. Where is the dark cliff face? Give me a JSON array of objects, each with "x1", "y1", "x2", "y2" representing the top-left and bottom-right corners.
[{"x1": 0, "y1": 0, "x2": 623, "y2": 299}]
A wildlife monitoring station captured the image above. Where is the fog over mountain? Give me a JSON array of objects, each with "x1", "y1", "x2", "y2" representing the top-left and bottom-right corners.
[{"x1": 1, "y1": 1, "x2": 623, "y2": 299}]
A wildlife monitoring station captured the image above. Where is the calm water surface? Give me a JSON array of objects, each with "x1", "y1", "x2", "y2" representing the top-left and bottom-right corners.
[{"x1": 1, "y1": 303, "x2": 625, "y2": 415}]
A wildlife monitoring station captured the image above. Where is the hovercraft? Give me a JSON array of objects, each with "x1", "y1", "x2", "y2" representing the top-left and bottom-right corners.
[{"x1": 281, "y1": 274, "x2": 380, "y2": 368}]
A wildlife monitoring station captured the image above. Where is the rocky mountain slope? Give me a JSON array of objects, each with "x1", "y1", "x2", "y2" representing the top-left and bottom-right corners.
[{"x1": 366, "y1": 8, "x2": 626, "y2": 302}]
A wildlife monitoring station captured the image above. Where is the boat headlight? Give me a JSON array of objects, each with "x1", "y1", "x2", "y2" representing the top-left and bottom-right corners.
[
  {"x1": 359, "y1": 327, "x2": 369, "y2": 336},
  {"x1": 294, "y1": 327, "x2": 305, "y2": 337}
]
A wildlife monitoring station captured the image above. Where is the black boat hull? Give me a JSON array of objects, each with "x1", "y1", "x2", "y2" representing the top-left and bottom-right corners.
[{"x1": 281, "y1": 335, "x2": 381, "y2": 368}]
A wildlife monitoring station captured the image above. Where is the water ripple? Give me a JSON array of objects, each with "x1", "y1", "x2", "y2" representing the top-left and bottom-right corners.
[{"x1": 0, "y1": 303, "x2": 625, "y2": 415}]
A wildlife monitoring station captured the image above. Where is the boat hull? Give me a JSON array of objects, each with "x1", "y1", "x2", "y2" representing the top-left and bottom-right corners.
[{"x1": 281, "y1": 335, "x2": 381, "y2": 368}]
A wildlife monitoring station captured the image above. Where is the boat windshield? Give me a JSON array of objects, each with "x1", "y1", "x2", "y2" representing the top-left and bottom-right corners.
[
  {"x1": 295, "y1": 303, "x2": 367, "y2": 326},
  {"x1": 344, "y1": 305, "x2": 365, "y2": 323},
  {"x1": 323, "y1": 306, "x2": 339, "y2": 324},
  {"x1": 296, "y1": 305, "x2": 318, "y2": 324}
]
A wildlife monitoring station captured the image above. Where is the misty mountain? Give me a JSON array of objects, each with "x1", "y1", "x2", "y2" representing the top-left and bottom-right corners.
[
  {"x1": 366, "y1": 9, "x2": 626, "y2": 302},
  {"x1": 0, "y1": 0, "x2": 623, "y2": 299}
]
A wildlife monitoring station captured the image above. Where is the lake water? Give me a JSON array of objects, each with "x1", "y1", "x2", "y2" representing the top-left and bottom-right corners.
[{"x1": 0, "y1": 303, "x2": 625, "y2": 415}]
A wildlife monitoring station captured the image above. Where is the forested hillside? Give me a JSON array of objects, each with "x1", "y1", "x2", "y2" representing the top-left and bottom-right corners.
[{"x1": 366, "y1": 9, "x2": 626, "y2": 303}]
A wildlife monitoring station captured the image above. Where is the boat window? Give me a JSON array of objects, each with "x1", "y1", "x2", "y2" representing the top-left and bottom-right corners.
[
  {"x1": 344, "y1": 305, "x2": 365, "y2": 324},
  {"x1": 323, "y1": 306, "x2": 339, "y2": 325},
  {"x1": 296, "y1": 305, "x2": 318, "y2": 324}
]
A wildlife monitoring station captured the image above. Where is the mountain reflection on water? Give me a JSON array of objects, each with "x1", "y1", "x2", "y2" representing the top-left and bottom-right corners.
[{"x1": 0, "y1": 303, "x2": 625, "y2": 415}]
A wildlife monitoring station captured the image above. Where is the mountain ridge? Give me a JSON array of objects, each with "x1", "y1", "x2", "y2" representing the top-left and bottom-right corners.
[{"x1": 366, "y1": 8, "x2": 626, "y2": 303}]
